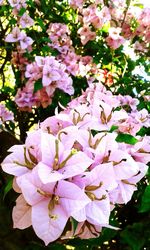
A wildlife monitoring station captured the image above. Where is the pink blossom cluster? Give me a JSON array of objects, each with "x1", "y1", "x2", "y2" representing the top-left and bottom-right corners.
[
  {"x1": 77, "y1": 5, "x2": 111, "y2": 45},
  {"x1": 2, "y1": 82, "x2": 149, "y2": 245},
  {"x1": 65, "y1": 83, "x2": 150, "y2": 135},
  {"x1": 4, "y1": 0, "x2": 150, "y2": 113},
  {"x1": 106, "y1": 27, "x2": 125, "y2": 50},
  {"x1": 11, "y1": 46, "x2": 29, "y2": 72},
  {"x1": 47, "y1": 23, "x2": 95, "y2": 77},
  {"x1": 15, "y1": 56, "x2": 74, "y2": 111},
  {"x1": 8, "y1": 0, "x2": 27, "y2": 11},
  {"x1": 47, "y1": 23, "x2": 72, "y2": 54},
  {"x1": 47, "y1": 23, "x2": 113, "y2": 80},
  {"x1": 15, "y1": 82, "x2": 40, "y2": 112},
  {"x1": 68, "y1": 1, "x2": 150, "y2": 51},
  {"x1": 5, "y1": 27, "x2": 33, "y2": 50},
  {"x1": 5, "y1": 0, "x2": 34, "y2": 50},
  {"x1": 69, "y1": 1, "x2": 124, "y2": 48},
  {"x1": 7, "y1": 0, "x2": 34, "y2": 29},
  {"x1": 69, "y1": 0, "x2": 84, "y2": 10},
  {"x1": 0, "y1": 103, "x2": 14, "y2": 125},
  {"x1": 109, "y1": 1, "x2": 150, "y2": 51},
  {"x1": 133, "y1": 8, "x2": 150, "y2": 52}
]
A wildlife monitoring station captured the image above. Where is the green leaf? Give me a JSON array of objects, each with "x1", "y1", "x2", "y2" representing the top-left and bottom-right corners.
[
  {"x1": 9, "y1": 17, "x2": 17, "y2": 25},
  {"x1": 35, "y1": 18, "x2": 46, "y2": 31},
  {"x1": 34, "y1": 80, "x2": 43, "y2": 93},
  {"x1": 41, "y1": 45, "x2": 53, "y2": 55},
  {"x1": 116, "y1": 133, "x2": 138, "y2": 145},
  {"x1": 109, "y1": 125, "x2": 119, "y2": 132},
  {"x1": 71, "y1": 217, "x2": 78, "y2": 234},
  {"x1": 102, "y1": 21, "x2": 110, "y2": 33},
  {"x1": 18, "y1": 7, "x2": 26, "y2": 16},
  {"x1": 133, "y1": 3, "x2": 144, "y2": 8},
  {"x1": 139, "y1": 186, "x2": 150, "y2": 213},
  {"x1": 120, "y1": 223, "x2": 146, "y2": 250},
  {"x1": 3, "y1": 178, "x2": 13, "y2": 199}
]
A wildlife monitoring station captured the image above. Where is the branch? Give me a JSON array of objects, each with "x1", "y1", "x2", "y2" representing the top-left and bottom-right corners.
[{"x1": 121, "y1": 0, "x2": 132, "y2": 27}]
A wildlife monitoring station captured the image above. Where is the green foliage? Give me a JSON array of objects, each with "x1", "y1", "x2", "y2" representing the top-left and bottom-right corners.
[
  {"x1": 116, "y1": 133, "x2": 138, "y2": 145},
  {"x1": 34, "y1": 80, "x2": 43, "y2": 93},
  {"x1": 18, "y1": 7, "x2": 26, "y2": 16},
  {"x1": 120, "y1": 222, "x2": 150, "y2": 250},
  {"x1": 139, "y1": 185, "x2": 150, "y2": 213},
  {"x1": 71, "y1": 217, "x2": 78, "y2": 234},
  {"x1": 109, "y1": 125, "x2": 119, "y2": 132},
  {"x1": 3, "y1": 178, "x2": 13, "y2": 199}
]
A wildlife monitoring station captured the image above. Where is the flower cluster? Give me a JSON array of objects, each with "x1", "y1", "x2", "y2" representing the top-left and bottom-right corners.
[
  {"x1": 5, "y1": 26, "x2": 34, "y2": 50},
  {"x1": 15, "y1": 55, "x2": 74, "y2": 111},
  {"x1": 2, "y1": 82, "x2": 149, "y2": 245},
  {"x1": 47, "y1": 23, "x2": 95, "y2": 77},
  {"x1": 3, "y1": 0, "x2": 150, "y2": 112},
  {"x1": 0, "y1": 103, "x2": 14, "y2": 125},
  {"x1": 5, "y1": 0, "x2": 34, "y2": 49},
  {"x1": 69, "y1": 0, "x2": 150, "y2": 51}
]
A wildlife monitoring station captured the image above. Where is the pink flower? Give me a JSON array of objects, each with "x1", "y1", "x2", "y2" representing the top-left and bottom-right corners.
[
  {"x1": 106, "y1": 27, "x2": 125, "y2": 49},
  {"x1": 37, "y1": 132, "x2": 93, "y2": 184},
  {"x1": 20, "y1": 13, "x2": 34, "y2": 28},
  {"x1": 42, "y1": 65, "x2": 61, "y2": 86},
  {"x1": 1, "y1": 145, "x2": 30, "y2": 176},
  {"x1": 72, "y1": 163, "x2": 116, "y2": 225},
  {"x1": 16, "y1": 168, "x2": 90, "y2": 244},
  {"x1": 129, "y1": 137, "x2": 150, "y2": 164},
  {"x1": 71, "y1": 221, "x2": 101, "y2": 239},
  {"x1": 15, "y1": 86, "x2": 38, "y2": 111},
  {"x1": 78, "y1": 26, "x2": 96, "y2": 45},
  {"x1": 57, "y1": 72, "x2": 74, "y2": 95},
  {"x1": 25, "y1": 63, "x2": 40, "y2": 78},
  {"x1": 8, "y1": 0, "x2": 20, "y2": 8},
  {"x1": 41, "y1": 115, "x2": 72, "y2": 135},
  {"x1": 69, "y1": 0, "x2": 83, "y2": 9},
  {"x1": 109, "y1": 162, "x2": 147, "y2": 204},
  {"x1": 35, "y1": 87, "x2": 53, "y2": 108},
  {"x1": 131, "y1": 109, "x2": 150, "y2": 128},
  {"x1": 1, "y1": 130, "x2": 41, "y2": 176},
  {"x1": 99, "y1": 6, "x2": 111, "y2": 24},
  {"x1": 0, "y1": 104, "x2": 14, "y2": 124},
  {"x1": 2, "y1": 81, "x2": 150, "y2": 244},
  {"x1": 5, "y1": 27, "x2": 21, "y2": 42},
  {"x1": 20, "y1": 33, "x2": 34, "y2": 49}
]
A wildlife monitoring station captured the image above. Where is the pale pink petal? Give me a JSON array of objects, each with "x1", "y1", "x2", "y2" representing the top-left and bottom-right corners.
[
  {"x1": 13, "y1": 177, "x2": 21, "y2": 193},
  {"x1": 17, "y1": 168, "x2": 55, "y2": 205},
  {"x1": 86, "y1": 192, "x2": 110, "y2": 225},
  {"x1": 74, "y1": 222, "x2": 101, "y2": 239},
  {"x1": 41, "y1": 132, "x2": 64, "y2": 166},
  {"x1": 37, "y1": 162, "x2": 63, "y2": 184},
  {"x1": 56, "y1": 180, "x2": 90, "y2": 216},
  {"x1": 12, "y1": 194, "x2": 32, "y2": 229},
  {"x1": 1, "y1": 145, "x2": 29, "y2": 177},
  {"x1": 16, "y1": 172, "x2": 43, "y2": 205},
  {"x1": 32, "y1": 200, "x2": 68, "y2": 245},
  {"x1": 84, "y1": 163, "x2": 117, "y2": 191},
  {"x1": 63, "y1": 152, "x2": 93, "y2": 178},
  {"x1": 118, "y1": 181, "x2": 137, "y2": 204},
  {"x1": 72, "y1": 207, "x2": 87, "y2": 222},
  {"x1": 110, "y1": 151, "x2": 139, "y2": 180}
]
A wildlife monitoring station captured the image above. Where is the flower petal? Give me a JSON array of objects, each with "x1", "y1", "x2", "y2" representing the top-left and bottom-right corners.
[
  {"x1": 12, "y1": 194, "x2": 32, "y2": 229},
  {"x1": 32, "y1": 200, "x2": 68, "y2": 245},
  {"x1": 56, "y1": 180, "x2": 90, "y2": 216}
]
